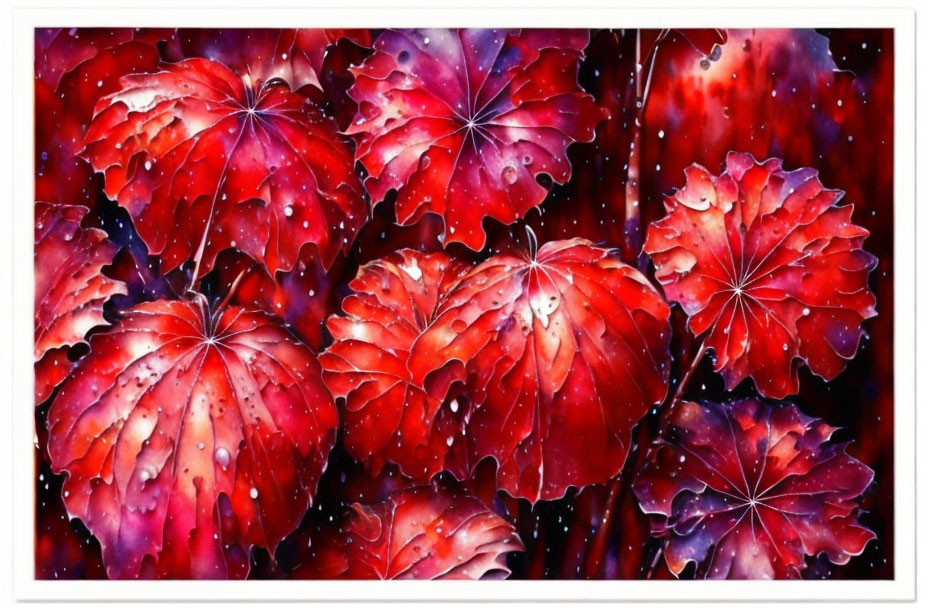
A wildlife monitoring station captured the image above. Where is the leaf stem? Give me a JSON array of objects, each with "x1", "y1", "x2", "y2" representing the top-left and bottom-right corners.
[
  {"x1": 623, "y1": 30, "x2": 644, "y2": 263},
  {"x1": 583, "y1": 472, "x2": 621, "y2": 578},
  {"x1": 668, "y1": 341, "x2": 708, "y2": 411},
  {"x1": 623, "y1": 29, "x2": 667, "y2": 269},
  {"x1": 525, "y1": 225, "x2": 538, "y2": 261},
  {"x1": 215, "y1": 269, "x2": 247, "y2": 315},
  {"x1": 584, "y1": 338, "x2": 706, "y2": 578}
]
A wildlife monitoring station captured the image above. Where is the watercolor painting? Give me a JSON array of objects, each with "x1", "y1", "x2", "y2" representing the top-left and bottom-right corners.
[{"x1": 34, "y1": 27, "x2": 893, "y2": 580}]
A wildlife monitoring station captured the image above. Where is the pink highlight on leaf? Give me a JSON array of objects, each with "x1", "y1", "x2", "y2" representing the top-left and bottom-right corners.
[
  {"x1": 347, "y1": 28, "x2": 605, "y2": 250},
  {"x1": 644, "y1": 153, "x2": 877, "y2": 398},
  {"x1": 634, "y1": 398, "x2": 875, "y2": 579},
  {"x1": 300, "y1": 486, "x2": 523, "y2": 579},
  {"x1": 82, "y1": 57, "x2": 366, "y2": 278},
  {"x1": 46, "y1": 298, "x2": 338, "y2": 578}
]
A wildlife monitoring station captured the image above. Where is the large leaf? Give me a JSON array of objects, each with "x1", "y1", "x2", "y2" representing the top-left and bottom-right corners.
[
  {"x1": 643, "y1": 152, "x2": 877, "y2": 398},
  {"x1": 300, "y1": 486, "x2": 523, "y2": 579},
  {"x1": 634, "y1": 398, "x2": 875, "y2": 579},
  {"x1": 409, "y1": 237, "x2": 672, "y2": 501},
  {"x1": 320, "y1": 250, "x2": 471, "y2": 481},
  {"x1": 82, "y1": 57, "x2": 366, "y2": 278},
  {"x1": 46, "y1": 298, "x2": 338, "y2": 578},
  {"x1": 34, "y1": 202, "x2": 126, "y2": 404},
  {"x1": 347, "y1": 28, "x2": 604, "y2": 250}
]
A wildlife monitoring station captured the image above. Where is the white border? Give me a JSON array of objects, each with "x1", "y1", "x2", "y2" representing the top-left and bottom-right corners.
[{"x1": 6, "y1": 2, "x2": 917, "y2": 604}]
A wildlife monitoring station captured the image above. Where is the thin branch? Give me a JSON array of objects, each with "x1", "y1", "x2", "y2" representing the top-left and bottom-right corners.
[
  {"x1": 216, "y1": 268, "x2": 247, "y2": 314},
  {"x1": 583, "y1": 477, "x2": 621, "y2": 578},
  {"x1": 668, "y1": 341, "x2": 708, "y2": 409},
  {"x1": 623, "y1": 29, "x2": 669, "y2": 268}
]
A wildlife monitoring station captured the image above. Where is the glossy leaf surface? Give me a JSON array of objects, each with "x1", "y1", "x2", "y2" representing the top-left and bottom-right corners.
[
  {"x1": 35, "y1": 202, "x2": 126, "y2": 403},
  {"x1": 321, "y1": 250, "x2": 471, "y2": 481},
  {"x1": 83, "y1": 58, "x2": 365, "y2": 277},
  {"x1": 410, "y1": 238, "x2": 672, "y2": 501},
  {"x1": 347, "y1": 28, "x2": 604, "y2": 250},
  {"x1": 47, "y1": 299, "x2": 338, "y2": 578},
  {"x1": 302, "y1": 486, "x2": 523, "y2": 579},
  {"x1": 634, "y1": 398, "x2": 875, "y2": 579},
  {"x1": 644, "y1": 153, "x2": 876, "y2": 398}
]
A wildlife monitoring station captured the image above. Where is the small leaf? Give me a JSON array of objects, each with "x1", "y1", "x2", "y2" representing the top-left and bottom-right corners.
[
  {"x1": 644, "y1": 152, "x2": 877, "y2": 398},
  {"x1": 634, "y1": 398, "x2": 875, "y2": 579},
  {"x1": 300, "y1": 486, "x2": 523, "y2": 579}
]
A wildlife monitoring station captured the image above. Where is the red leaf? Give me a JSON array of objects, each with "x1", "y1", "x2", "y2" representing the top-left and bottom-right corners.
[
  {"x1": 35, "y1": 28, "x2": 168, "y2": 92},
  {"x1": 35, "y1": 29, "x2": 165, "y2": 207},
  {"x1": 633, "y1": 398, "x2": 875, "y2": 579},
  {"x1": 347, "y1": 29, "x2": 605, "y2": 250},
  {"x1": 164, "y1": 29, "x2": 371, "y2": 93},
  {"x1": 82, "y1": 57, "x2": 366, "y2": 278},
  {"x1": 643, "y1": 152, "x2": 877, "y2": 398},
  {"x1": 320, "y1": 250, "x2": 471, "y2": 481},
  {"x1": 409, "y1": 237, "x2": 672, "y2": 501},
  {"x1": 35, "y1": 202, "x2": 127, "y2": 404},
  {"x1": 301, "y1": 486, "x2": 523, "y2": 579},
  {"x1": 46, "y1": 298, "x2": 338, "y2": 578}
]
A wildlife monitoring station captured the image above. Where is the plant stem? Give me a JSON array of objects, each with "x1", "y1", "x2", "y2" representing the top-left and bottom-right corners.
[
  {"x1": 583, "y1": 477, "x2": 621, "y2": 578},
  {"x1": 584, "y1": 339, "x2": 706, "y2": 578},
  {"x1": 623, "y1": 29, "x2": 667, "y2": 269},
  {"x1": 592, "y1": 28, "x2": 690, "y2": 578},
  {"x1": 215, "y1": 269, "x2": 247, "y2": 313},
  {"x1": 645, "y1": 545, "x2": 663, "y2": 579},
  {"x1": 623, "y1": 30, "x2": 644, "y2": 264},
  {"x1": 668, "y1": 341, "x2": 707, "y2": 411}
]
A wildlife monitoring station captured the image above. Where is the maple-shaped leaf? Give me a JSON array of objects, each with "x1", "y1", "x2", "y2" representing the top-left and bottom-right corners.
[
  {"x1": 408, "y1": 236, "x2": 672, "y2": 502},
  {"x1": 164, "y1": 28, "x2": 371, "y2": 93},
  {"x1": 633, "y1": 398, "x2": 875, "y2": 579},
  {"x1": 347, "y1": 28, "x2": 605, "y2": 250},
  {"x1": 35, "y1": 29, "x2": 165, "y2": 207},
  {"x1": 46, "y1": 298, "x2": 338, "y2": 579},
  {"x1": 82, "y1": 57, "x2": 366, "y2": 279},
  {"x1": 643, "y1": 152, "x2": 877, "y2": 398},
  {"x1": 300, "y1": 486, "x2": 523, "y2": 579},
  {"x1": 320, "y1": 250, "x2": 471, "y2": 481},
  {"x1": 34, "y1": 202, "x2": 127, "y2": 404}
]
